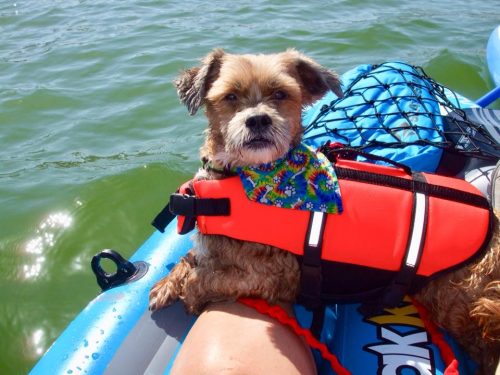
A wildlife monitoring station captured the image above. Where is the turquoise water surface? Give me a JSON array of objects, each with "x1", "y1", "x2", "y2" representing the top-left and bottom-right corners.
[{"x1": 0, "y1": 1, "x2": 499, "y2": 373}]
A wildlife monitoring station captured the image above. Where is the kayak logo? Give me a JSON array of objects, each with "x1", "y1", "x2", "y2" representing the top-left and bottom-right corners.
[
  {"x1": 365, "y1": 326, "x2": 434, "y2": 374},
  {"x1": 363, "y1": 298, "x2": 436, "y2": 375}
]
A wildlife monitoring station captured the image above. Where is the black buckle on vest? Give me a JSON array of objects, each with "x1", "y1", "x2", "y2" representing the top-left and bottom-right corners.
[
  {"x1": 169, "y1": 194, "x2": 230, "y2": 217},
  {"x1": 170, "y1": 194, "x2": 197, "y2": 216},
  {"x1": 169, "y1": 194, "x2": 199, "y2": 234},
  {"x1": 166, "y1": 193, "x2": 231, "y2": 234},
  {"x1": 152, "y1": 192, "x2": 230, "y2": 234}
]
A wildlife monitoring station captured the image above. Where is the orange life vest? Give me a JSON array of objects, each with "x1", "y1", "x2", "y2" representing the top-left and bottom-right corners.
[{"x1": 158, "y1": 158, "x2": 493, "y2": 310}]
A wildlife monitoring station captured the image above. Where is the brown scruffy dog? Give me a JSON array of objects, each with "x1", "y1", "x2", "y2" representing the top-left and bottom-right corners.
[
  {"x1": 149, "y1": 49, "x2": 342, "y2": 314},
  {"x1": 149, "y1": 49, "x2": 500, "y2": 373}
]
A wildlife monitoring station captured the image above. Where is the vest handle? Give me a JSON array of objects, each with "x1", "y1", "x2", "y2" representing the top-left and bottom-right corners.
[{"x1": 320, "y1": 142, "x2": 413, "y2": 175}]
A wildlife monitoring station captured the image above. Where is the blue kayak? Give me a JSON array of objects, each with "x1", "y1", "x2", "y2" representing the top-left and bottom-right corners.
[{"x1": 30, "y1": 57, "x2": 500, "y2": 375}]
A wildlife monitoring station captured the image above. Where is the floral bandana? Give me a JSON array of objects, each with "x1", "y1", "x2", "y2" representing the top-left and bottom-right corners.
[{"x1": 235, "y1": 144, "x2": 343, "y2": 214}]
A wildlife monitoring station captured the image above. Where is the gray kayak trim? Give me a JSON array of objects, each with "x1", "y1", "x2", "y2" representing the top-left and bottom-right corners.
[{"x1": 104, "y1": 302, "x2": 194, "y2": 375}]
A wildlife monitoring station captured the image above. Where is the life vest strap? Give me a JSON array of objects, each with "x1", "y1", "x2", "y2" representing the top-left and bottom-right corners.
[
  {"x1": 299, "y1": 212, "x2": 329, "y2": 337},
  {"x1": 299, "y1": 212, "x2": 327, "y2": 308},
  {"x1": 384, "y1": 174, "x2": 429, "y2": 302},
  {"x1": 151, "y1": 202, "x2": 177, "y2": 233},
  {"x1": 169, "y1": 193, "x2": 230, "y2": 217},
  {"x1": 152, "y1": 193, "x2": 231, "y2": 234},
  {"x1": 361, "y1": 173, "x2": 430, "y2": 316},
  {"x1": 168, "y1": 193, "x2": 231, "y2": 234}
]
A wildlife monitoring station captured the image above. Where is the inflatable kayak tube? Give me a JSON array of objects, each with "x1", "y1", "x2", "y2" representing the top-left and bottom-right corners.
[
  {"x1": 30, "y1": 61, "x2": 500, "y2": 375},
  {"x1": 476, "y1": 24, "x2": 500, "y2": 107},
  {"x1": 487, "y1": 25, "x2": 500, "y2": 87}
]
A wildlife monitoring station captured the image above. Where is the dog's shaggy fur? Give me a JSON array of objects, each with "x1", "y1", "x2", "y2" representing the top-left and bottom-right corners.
[{"x1": 149, "y1": 49, "x2": 500, "y2": 373}]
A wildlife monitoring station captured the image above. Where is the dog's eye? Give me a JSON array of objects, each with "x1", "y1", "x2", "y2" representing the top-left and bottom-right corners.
[
  {"x1": 273, "y1": 90, "x2": 287, "y2": 100},
  {"x1": 224, "y1": 93, "x2": 238, "y2": 102}
]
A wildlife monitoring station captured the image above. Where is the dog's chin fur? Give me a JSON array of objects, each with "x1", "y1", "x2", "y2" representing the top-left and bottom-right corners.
[
  {"x1": 214, "y1": 146, "x2": 284, "y2": 169},
  {"x1": 149, "y1": 49, "x2": 500, "y2": 373}
]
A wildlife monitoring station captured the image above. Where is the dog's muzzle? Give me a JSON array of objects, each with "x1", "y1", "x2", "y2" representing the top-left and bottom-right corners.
[{"x1": 245, "y1": 114, "x2": 272, "y2": 133}]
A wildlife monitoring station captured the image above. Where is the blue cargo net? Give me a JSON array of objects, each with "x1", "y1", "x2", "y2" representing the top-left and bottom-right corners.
[{"x1": 303, "y1": 62, "x2": 499, "y2": 173}]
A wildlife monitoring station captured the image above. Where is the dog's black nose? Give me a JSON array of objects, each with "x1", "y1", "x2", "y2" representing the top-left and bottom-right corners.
[{"x1": 245, "y1": 114, "x2": 272, "y2": 131}]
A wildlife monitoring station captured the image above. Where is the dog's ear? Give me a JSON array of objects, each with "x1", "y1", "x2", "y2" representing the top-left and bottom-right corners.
[
  {"x1": 174, "y1": 49, "x2": 225, "y2": 115},
  {"x1": 287, "y1": 49, "x2": 343, "y2": 104}
]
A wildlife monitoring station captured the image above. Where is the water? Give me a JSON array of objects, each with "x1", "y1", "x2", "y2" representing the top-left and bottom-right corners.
[{"x1": 0, "y1": 1, "x2": 498, "y2": 373}]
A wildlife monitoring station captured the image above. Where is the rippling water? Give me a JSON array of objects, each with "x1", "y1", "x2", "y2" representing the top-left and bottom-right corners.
[{"x1": 0, "y1": 1, "x2": 498, "y2": 373}]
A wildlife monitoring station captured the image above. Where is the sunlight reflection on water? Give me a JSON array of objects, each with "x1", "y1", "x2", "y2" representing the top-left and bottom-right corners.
[
  {"x1": 29, "y1": 328, "x2": 46, "y2": 357},
  {"x1": 23, "y1": 212, "x2": 73, "y2": 280}
]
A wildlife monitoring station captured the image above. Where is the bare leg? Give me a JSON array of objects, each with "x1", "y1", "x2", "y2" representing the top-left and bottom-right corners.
[{"x1": 170, "y1": 302, "x2": 316, "y2": 375}]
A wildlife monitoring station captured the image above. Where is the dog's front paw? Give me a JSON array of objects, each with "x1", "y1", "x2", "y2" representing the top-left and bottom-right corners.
[
  {"x1": 149, "y1": 277, "x2": 181, "y2": 311},
  {"x1": 148, "y1": 252, "x2": 197, "y2": 311}
]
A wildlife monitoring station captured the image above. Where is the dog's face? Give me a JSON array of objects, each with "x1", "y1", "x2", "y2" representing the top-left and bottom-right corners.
[{"x1": 175, "y1": 49, "x2": 342, "y2": 168}]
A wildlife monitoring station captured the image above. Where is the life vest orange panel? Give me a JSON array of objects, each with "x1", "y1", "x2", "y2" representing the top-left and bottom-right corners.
[{"x1": 175, "y1": 159, "x2": 492, "y2": 279}]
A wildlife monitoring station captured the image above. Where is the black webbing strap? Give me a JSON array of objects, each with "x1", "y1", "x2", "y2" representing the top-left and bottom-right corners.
[
  {"x1": 298, "y1": 211, "x2": 328, "y2": 338},
  {"x1": 359, "y1": 172, "x2": 429, "y2": 317},
  {"x1": 151, "y1": 203, "x2": 177, "y2": 233},
  {"x1": 151, "y1": 194, "x2": 230, "y2": 233},
  {"x1": 169, "y1": 194, "x2": 230, "y2": 217},
  {"x1": 310, "y1": 306, "x2": 326, "y2": 340},
  {"x1": 335, "y1": 166, "x2": 490, "y2": 209},
  {"x1": 383, "y1": 173, "x2": 429, "y2": 304}
]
